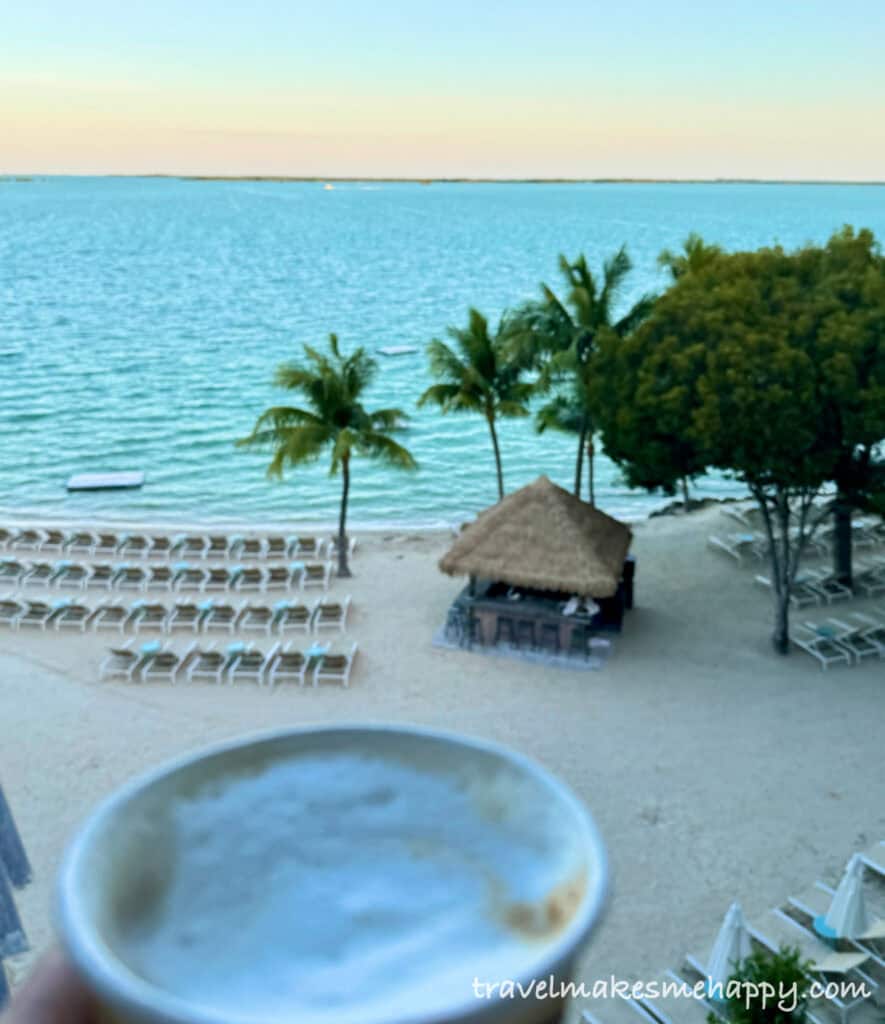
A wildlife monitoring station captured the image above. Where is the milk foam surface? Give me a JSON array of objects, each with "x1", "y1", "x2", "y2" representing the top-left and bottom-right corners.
[{"x1": 112, "y1": 749, "x2": 588, "y2": 1023}]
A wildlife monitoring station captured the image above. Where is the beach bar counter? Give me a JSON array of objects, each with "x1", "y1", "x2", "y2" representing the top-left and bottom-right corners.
[{"x1": 439, "y1": 476, "x2": 634, "y2": 660}]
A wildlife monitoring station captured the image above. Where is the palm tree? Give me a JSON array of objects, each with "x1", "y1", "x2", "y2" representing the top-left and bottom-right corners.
[
  {"x1": 657, "y1": 232, "x2": 723, "y2": 280},
  {"x1": 238, "y1": 334, "x2": 417, "y2": 577},
  {"x1": 418, "y1": 308, "x2": 533, "y2": 501},
  {"x1": 507, "y1": 247, "x2": 655, "y2": 504}
]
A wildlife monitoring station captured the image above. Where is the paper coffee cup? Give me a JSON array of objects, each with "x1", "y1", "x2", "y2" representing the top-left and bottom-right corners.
[{"x1": 57, "y1": 724, "x2": 607, "y2": 1024}]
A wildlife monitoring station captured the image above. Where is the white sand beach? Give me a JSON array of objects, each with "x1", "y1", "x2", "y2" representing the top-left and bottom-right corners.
[{"x1": 1, "y1": 506, "x2": 884, "y2": 1011}]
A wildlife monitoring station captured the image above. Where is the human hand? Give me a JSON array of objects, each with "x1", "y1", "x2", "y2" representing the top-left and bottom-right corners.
[{"x1": 1, "y1": 949, "x2": 99, "y2": 1023}]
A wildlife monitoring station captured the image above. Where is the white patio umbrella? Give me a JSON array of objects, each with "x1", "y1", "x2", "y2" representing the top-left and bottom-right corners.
[
  {"x1": 824, "y1": 854, "x2": 869, "y2": 938},
  {"x1": 707, "y1": 901, "x2": 753, "y2": 990}
]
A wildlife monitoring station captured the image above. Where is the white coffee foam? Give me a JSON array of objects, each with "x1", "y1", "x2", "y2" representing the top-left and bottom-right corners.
[{"x1": 111, "y1": 749, "x2": 588, "y2": 1024}]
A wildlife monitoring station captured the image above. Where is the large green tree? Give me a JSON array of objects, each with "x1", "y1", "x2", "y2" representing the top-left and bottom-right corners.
[
  {"x1": 611, "y1": 229, "x2": 885, "y2": 653},
  {"x1": 595, "y1": 234, "x2": 724, "y2": 508},
  {"x1": 239, "y1": 334, "x2": 417, "y2": 577},
  {"x1": 507, "y1": 247, "x2": 655, "y2": 504},
  {"x1": 418, "y1": 308, "x2": 533, "y2": 500}
]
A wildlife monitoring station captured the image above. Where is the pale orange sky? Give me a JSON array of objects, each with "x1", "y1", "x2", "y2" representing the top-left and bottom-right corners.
[{"x1": 3, "y1": 1, "x2": 885, "y2": 179}]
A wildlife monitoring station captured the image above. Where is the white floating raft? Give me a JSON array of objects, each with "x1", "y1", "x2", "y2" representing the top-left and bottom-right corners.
[
  {"x1": 66, "y1": 471, "x2": 145, "y2": 492},
  {"x1": 378, "y1": 345, "x2": 419, "y2": 357}
]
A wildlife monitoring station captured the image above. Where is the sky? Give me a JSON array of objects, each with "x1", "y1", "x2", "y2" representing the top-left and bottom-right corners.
[{"x1": 2, "y1": 0, "x2": 885, "y2": 179}]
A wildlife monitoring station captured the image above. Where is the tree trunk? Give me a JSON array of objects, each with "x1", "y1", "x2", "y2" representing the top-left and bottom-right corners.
[
  {"x1": 586, "y1": 437, "x2": 595, "y2": 507},
  {"x1": 756, "y1": 486, "x2": 791, "y2": 655},
  {"x1": 487, "y1": 411, "x2": 504, "y2": 501},
  {"x1": 681, "y1": 476, "x2": 690, "y2": 513},
  {"x1": 772, "y1": 490, "x2": 792, "y2": 654},
  {"x1": 337, "y1": 453, "x2": 352, "y2": 578},
  {"x1": 772, "y1": 586, "x2": 790, "y2": 655},
  {"x1": 574, "y1": 416, "x2": 588, "y2": 498},
  {"x1": 832, "y1": 492, "x2": 853, "y2": 588}
]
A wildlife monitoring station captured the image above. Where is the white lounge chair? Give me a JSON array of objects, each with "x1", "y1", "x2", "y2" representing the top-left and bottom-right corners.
[
  {"x1": 755, "y1": 574, "x2": 821, "y2": 608},
  {"x1": 145, "y1": 565, "x2": 175, "y2": 591},
  {"x1": 54, "y1": 562, "x2": 89, "y2": 590},
  {"x1": 16, "y1": 599, "x2": 56, "y2": 630},
  {"x1": 13, "y1": 529, "x2": 43, "y2": 552},
  {"x1": 52, "y1": 602, "x2": 93, "y2": 632},
  {"x1": 22, "y1": 561, "x2": 56, "y2": 587},
  {"x1": 86, "y1": 563, "x2": 115, "y2": 589},
  {"x1": 312, "y1": 643, "x2": 358, "y2": 688},
  {"x1": 0, "y1": 597, "x2": 24, "y2": 628},
  {"x1": 118, "y1": 534, "x2": 150, "y2": 557},
  {"x1": 793, "y1": 624, "x2": 852, "y2": 670},
  {"x1": 93, "y1": 533, "x2": 120, "y2": 558},
  {"x1": 312, "y1": 595, "x2": 351, "y2": 634},
  {"x1": 229, "y1": 643, "x2": 281, "y2": 686},
  {"x1": 234, "y1": 567, "x2": 264, "y2": 593},
  {"x1": 99, "y1": 644, "x2": 141, "y2": 683},
  {"x1": 237, "y1": 603, "x2": 276, "y2": 635},
  {"x1": 39, "y1": 528, "x2": 67, "y2": 554},
  {"x1": 289, "y1": 536, "x2": 326, "y2": 559},
  {"x1": 274, "y1": 601, "x2": 313, "y2": 636},
  {"x1": 202, "y1": 567, "x2": 234, "y2": 593},
  {"x1": 202, "y1": 602, "x2": 241, "y2": 634},
  {"x1": 0, "y1": 560, "x2": 27, "y2": 587},
  {"x1": 140, "y1": 641, "x2": 198, "y2": 685},
  {"x1": 301, "y1": 562, "x2": 332, "y2": 591},
  {"x1": 264, "y1": 536, "x2": 288, "y2": 559},
  {"x1": 825, "y1": 618, "x2": 884, "y2": 661},
  {"x1": 113, "y1": 565, "x2": 148, "y2": 591},
  {"x1": 165, "y1": 602, "x2": 206, "y2": 633},
  {"x1": 707, "y1": 533, "x2": 762, "y2": 564},
  {"x1": 229, "y1": 536, "x2": 263, "y2": 559},
  {"x1": 172, "y1": 564, "x2": 206, "y2": 591},
  {"x1": 88, "y1": 602, "x2": 130, "y2": 633},
  {"x1": 185, "y1": 646, "x2": 228, "y2": 685},
  {"x1": 205, "y1": 535, "x2": 230, "y2": 559},
  {"x1": 171, "y1": 535, "x2": 208, "y2": 560},
  {"x1": 267, "y1": 647, "x2": 307, "y2": 688},
  {"x1": 147, "y1": 535, "x2": 172, "y2": 559},
  {"x1": 65, "y1": 531, "x2": 96, "y2": 557},
  {"x1": 0, "y1": 527, "x2": 16, "y2": 551},
  {"x1": 263, "y1": 565, "x2": 293, "y2": 592},
  {"x1": 128, "y1": 601, "x2": 169, "y2": 632}
]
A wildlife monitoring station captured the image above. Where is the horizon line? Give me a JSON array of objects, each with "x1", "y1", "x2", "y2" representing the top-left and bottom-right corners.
[{"x1": 3, "y1": 174, "x2": 885, "y2": 186}]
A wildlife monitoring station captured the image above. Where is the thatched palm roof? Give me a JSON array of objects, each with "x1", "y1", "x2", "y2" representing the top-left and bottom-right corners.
[{"x1": 439, "y1": 476, "x2": 632, "y2": 598}]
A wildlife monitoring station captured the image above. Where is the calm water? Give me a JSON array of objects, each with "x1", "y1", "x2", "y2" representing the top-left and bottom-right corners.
[{"x1": 1, "y1": 178, "x2": 884, "y2": 527}]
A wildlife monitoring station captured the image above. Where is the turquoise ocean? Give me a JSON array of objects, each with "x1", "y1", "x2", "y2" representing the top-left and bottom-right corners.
[{"x1": 2, "y1": 178, "x2": 884, "y2": 527}]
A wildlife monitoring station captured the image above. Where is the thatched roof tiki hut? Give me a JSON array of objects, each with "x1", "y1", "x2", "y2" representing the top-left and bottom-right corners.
[{"x1": 439, "y1": 476, "x2": 633, "y2": 660}]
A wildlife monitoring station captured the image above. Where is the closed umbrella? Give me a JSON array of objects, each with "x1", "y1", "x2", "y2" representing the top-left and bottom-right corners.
[
  {"x1": 824, "y1": 854, "x2": 869, "y2": 938},
  {"x1": 707, "y1": 901, "x2": 753, "y2": 994}
]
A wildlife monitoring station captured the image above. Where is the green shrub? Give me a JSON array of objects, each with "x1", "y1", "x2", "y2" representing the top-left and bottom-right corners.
[{"x1": 709, "y1": 946, "x2": 812, "y2": 1024}]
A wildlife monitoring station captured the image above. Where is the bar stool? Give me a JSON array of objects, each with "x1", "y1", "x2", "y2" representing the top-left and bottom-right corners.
[
  {"x1": 494, "y1": 616, "x2": 516, "y2": 646},
  {"x1": 538, "y1": 622, "x2": 560, "y2": 654},
  {"x1": 515, "y1": 620, "x2": 536, "y2": 649}
]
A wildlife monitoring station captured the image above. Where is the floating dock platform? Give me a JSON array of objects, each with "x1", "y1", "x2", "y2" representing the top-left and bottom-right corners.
[{"x1": 66, "y1": 471, "x2": 145, "y2": 492}]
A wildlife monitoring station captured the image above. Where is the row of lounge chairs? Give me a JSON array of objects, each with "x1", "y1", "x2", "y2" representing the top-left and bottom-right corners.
[
  {"x1": 0, "y1": 595, "x2": 350, "y2": 635},
  {"x1": 0, "y1": 558, "x2": 333, "y2": 593},
  {"x1": 100, "y1": 640, "x2": 359, "y2": 688},
  {"x1": 754, "y1": 568, "x2": 865, "y2": 607},
  {"x1": 583, "y1": 839, "x2": 885, "y2": 1024},
  {"x1": 792, "y1": 609, "x2": 885, "y2": 669},
  {"x1": 0, "y1": 527, "x2": 356, "y2": 561}
]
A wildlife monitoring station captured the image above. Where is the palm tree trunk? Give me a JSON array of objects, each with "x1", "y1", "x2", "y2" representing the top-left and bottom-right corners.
[
  {"x1": 586, "y1": 437, "x2": 595, "y2": 507},
  {"x1": 574, "y1": 416, "x2": 588, "y2": 497},
  {"x1": 487, "y1": 410, "x2": 504, "y2": 501},
  {"x1": 681, "y1": 476, "x2": 690, "y2": 513},
  {"x1": 832, "y1": 491, "x2": 853, "y2": 587},
  {"x1": 337, "y1": 453, "x2": 352, "y2": 578}
]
